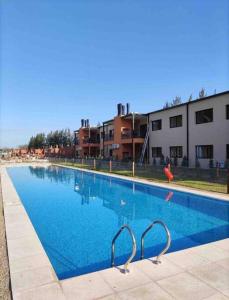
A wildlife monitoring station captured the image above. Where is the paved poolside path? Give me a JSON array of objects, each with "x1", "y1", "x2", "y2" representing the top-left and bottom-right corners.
[
  {"x1": 0, "y1": 176, "x2": 11, "y2": 299},
  {"x1": 1, "y1": 164, "x2": 229, "y2": 299}
]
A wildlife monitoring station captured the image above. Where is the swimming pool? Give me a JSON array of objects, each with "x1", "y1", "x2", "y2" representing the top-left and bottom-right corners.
[{"x1": 7, "y1": 165, "x2": 229, "y2": 280}]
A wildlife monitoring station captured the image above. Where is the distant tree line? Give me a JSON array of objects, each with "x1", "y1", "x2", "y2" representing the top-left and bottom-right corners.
[
  {"x1": 163, "y1": 88, "x2": 209, "y2": 109},
  {"x1": 28, "y1": 129, "x2": 74, "y2": 149}
]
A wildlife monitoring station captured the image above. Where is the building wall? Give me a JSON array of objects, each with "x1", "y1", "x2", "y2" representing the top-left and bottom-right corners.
[
  {"x1": 113, "y1": 116, "x2": 132, "y2": 160},
  {"x1": 148, "y1": 93, "x2": 229, "y2": 168},
  {"x1": 148, "y1": 105, "x2": 187, "y2": 165},
  {"x1": 188, "y1": 93, "x2": 229, "y2": 168},
  {"x1": 75, "y1": 127, "x2": 100, "y2": 158}
]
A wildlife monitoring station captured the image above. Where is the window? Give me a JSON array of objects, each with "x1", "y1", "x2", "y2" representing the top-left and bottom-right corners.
[
  {"x1": 196, "y1": 108, "x2": 213, "y2": 124},
  {"x1": 170, "y1": 146, "x2": 183, "y2": 158},
  {"x1": 226, "y1": 105, "x2": 229, "y2": 119},
  {"x1": 152, "y1": 147, "x2": 162, "y2": 158},
  {"x1": 227, "y1": 144, "x2": 229, "y2": 159},
  {"x1": 170, "y1": 115, "x2": 182, "y2": 128},
  {"x1": 109, "y1": 129, "x2": 114, "y2": 137},
  {"x1": 196, "y1": 145, "x2": 213, "y2": 159},
  {"x1": 152, "y1": 119, "x2": 162, "y2": 131}
]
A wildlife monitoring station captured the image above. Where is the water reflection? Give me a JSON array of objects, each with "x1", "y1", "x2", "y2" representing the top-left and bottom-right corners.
[
  {"x1": 28, "y1": 166, "x2": 229, "y2": 227},
  {"x1": 29, "y1": 166, "x2": 73, "y2": 184}
]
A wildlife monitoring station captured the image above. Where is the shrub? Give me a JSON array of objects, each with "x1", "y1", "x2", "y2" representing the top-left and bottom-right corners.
[
  {"x1": 209, "y1": 159, "x2": 214, "y2": 168},
  {"x1": 181, "y1": 156, "x2": 189, "y2": 167},
  {"x1": 160, "y1": 154, "x2": 165, "y2": 166},
  {"x1": 195, "y1": 158, "x2": 200, "y2": 168},
  {"x1": 166, "y1": 156, "x2": 170, "y2": 165},
  {"x1": 173, "y1": 157, "x2": 178, "y2": 167}
]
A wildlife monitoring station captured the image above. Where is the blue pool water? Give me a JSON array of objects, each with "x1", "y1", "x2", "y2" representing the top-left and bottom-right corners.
[{"x1": 8, "y1": 166, "x2": 229, "y2": 279}]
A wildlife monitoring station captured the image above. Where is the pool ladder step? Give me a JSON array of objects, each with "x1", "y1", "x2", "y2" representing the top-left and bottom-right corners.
[
  {"x1": 140, "y1": 220, "x2": 171, "y2": 264},
  {"x1": 111, "y1": 220, "x2": 171, "y2": 273},
  {"x1": 111, "y1": 225, "x2": 137, "y2": 273}
]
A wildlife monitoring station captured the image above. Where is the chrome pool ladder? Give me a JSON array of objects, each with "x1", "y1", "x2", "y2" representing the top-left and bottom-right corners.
[
  {"x1": 111, "y1": 224, "x2": 137, "y2": 273},
  {"x1": 141, "y1": 220, "x2": 171, "y2": 264}
]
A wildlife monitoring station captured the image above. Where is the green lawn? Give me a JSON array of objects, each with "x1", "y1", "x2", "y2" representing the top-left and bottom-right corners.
[{"x1": 54, "y1": 161, "x2": 227, "y2": 194}]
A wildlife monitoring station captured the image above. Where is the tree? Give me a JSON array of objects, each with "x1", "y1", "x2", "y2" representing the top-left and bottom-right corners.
[
  {"x1": 28, "y1": 136, "x2": 35, "y2": 149},
  {"x1": 28, "y1": 133, "x2": 45, "y2": 149},
  {"x1": 28, "y1": 128, "x2": 74, "y2": 149},
  {"x1": 163, "y1": 96, "x2": 182, "y2": 109},
  {"x1": 172, "y1": 96, "x2": 182, "y2": 106},
  {"x1": 199, "y1": 88, "x2": 207, "y2": 98},
  {"x1": 163, "y1": 101, "x2": 170, "y2": 109}
]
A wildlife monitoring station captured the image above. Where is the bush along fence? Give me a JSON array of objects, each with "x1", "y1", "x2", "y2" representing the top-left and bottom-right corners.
[{"x1": 48, "y1": 157, "x2": 229, "y2": 194}]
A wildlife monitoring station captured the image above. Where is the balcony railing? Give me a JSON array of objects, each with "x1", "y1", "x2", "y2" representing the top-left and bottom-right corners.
[
  {"x1": 104, "y1": 134, "x2": 114, "y2": 141},
  {"x1": 82, "y1": 138, "x2": 100, "y2": 144},
  {"x1": 121, "y1": 131, "x2": 146, "y2": 139}
]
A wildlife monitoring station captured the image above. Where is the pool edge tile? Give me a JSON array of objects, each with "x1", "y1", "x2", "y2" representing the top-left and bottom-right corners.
[{"x1": 0, "y1": 166, "x2": 61, "y2": 299}]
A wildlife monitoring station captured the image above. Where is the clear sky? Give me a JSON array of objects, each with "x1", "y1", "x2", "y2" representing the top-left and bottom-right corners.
[{"x1": 1, "y1": 0, "x2": 228, "y2": 148}]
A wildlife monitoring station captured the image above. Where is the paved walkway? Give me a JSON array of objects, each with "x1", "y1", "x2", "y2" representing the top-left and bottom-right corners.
[
  {"x1": 1, "y1": 164, "x2": 229, "y2": 299},
  {"x1": 0, "y1": 176, "x2": 11, "y2": 300}
]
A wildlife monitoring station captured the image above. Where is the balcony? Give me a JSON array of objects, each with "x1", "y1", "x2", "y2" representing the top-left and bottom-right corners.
[
  {"x1": 82, "y1": 137, "x2": 100, "y2": 145},
  {"x1": 121, "y1": 130, "x2": 146, "y2": 139},
  {"x1": 104, "y1": 134, "x2": 114, "y2": 142},
  {"x1": 74, "y1": 139, "x2": 80, "y2": 145}
]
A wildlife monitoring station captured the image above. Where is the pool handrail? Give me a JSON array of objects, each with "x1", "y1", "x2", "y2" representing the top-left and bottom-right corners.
[
  {"x1": 140, "y1": 220, "x2": 171, "y2": 263},
  {"x1": 111, "y1": 224, "x2": 137, "y2": 273}
]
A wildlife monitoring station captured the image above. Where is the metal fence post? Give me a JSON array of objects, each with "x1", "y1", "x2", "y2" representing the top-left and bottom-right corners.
[
  {"x1": 132, "y1": 161, "x2": 135, "y2": 177},
  {"x1": 109, "y1": 160, "x2": 112, "y2": 172},
  {"x1": 94, "y1": 159, "x2": 96, "y2": 170}
]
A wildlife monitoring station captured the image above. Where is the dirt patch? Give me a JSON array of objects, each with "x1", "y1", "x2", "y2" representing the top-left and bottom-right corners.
[{"x1": 0, "y1": 177, "x2": 11, "y2": 300}]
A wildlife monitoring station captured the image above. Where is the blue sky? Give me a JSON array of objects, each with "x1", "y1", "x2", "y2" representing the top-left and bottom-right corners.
[{"x1": 1, "y1": 0, "x2": 228, "y2": 147}]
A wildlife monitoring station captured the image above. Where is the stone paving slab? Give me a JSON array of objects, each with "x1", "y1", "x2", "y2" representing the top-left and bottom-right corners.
[{"x1": 1, "y1": 165, "x2": 229, "y2": 300}]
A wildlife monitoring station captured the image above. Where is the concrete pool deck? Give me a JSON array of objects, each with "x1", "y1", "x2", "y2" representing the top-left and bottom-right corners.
[{"x1": 1, "y1": 164, "x2": 229, "y2": 299}]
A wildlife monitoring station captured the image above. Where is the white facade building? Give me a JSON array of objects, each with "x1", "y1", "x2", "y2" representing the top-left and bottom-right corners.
[{"x1": 148, "y1": 91, "x2": 229, "y2": 168}]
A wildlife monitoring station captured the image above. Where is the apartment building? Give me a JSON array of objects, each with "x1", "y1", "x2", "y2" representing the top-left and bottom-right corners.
[
  {"x1": 101, "y1": 103, "x2": 148, "y2": 161},
  {"x1": 148, "y1": 91, "x2": 229, "y2": 168},
  {"x1": 74, "y1": 119, "x2": 100, "y2": 158}
]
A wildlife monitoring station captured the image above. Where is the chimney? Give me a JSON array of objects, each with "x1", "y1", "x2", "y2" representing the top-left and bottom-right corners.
[
  {"x1": 117, "y1": 103, "x2": 122, "y2": 116},
  {"x1": 81, "y1": 119, "x2": 84, "y2": 128},
  {"x1": 122, "y1": 105, "x2": 125, "y2": 115},
  {"x1": 126, "y1": 103, "x2": 130, "y2": 114}
]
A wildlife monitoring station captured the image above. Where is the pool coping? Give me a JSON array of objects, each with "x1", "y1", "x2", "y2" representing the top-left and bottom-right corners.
[{"x1": 1, "y1": 164, "x2": 229, "y2": 299}]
